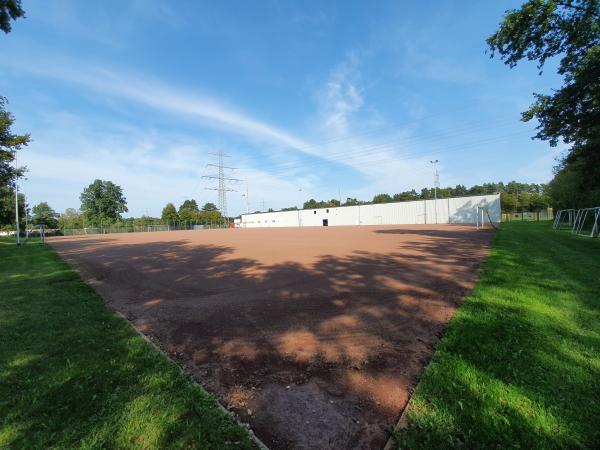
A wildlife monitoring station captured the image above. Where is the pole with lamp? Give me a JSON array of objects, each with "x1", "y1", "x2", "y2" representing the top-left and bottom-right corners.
[
  {"x1": 430, "y1": 159, "x2": 439, "y2": 224},
  {"x1": 14, "y1": 149, "x2": 20, "y2": 245}
]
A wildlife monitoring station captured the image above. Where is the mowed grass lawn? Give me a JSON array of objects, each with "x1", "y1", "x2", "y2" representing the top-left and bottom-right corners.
[
  {"x1": 397, "y1": 222, "x2": 600, "y2": 449},
  {"x1": 0, "y1": 238, "x2": 255, "y2": 449}
]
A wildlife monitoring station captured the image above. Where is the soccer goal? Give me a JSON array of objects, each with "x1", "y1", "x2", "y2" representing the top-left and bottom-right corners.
[
  {"x1": 475, "y1": 206, "x2": 498, "y2": 230},
  {"x1": 147, "y1": 224, "x2": 171, "y2": 232},
  {"x1": 553, "y1": 209, "x2": 577, "y2": 229},
  {"x1": 571, "y1": 207, "x2": 600, "y2": 238}
]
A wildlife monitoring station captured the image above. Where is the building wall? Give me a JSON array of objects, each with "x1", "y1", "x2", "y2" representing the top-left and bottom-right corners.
[{"x1": 240, "y1": 194, "x2": 500, "y2": 228}]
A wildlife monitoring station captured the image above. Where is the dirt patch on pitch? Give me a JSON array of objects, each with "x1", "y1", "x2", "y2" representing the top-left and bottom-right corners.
[{"x1": 50, "y1": 225, "x2": 493, "y2": 449}]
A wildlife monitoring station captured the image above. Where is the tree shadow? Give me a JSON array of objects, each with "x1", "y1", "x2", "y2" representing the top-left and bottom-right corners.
[{"x1": 48, "y1": 228, "x2": 493, "y2": 449}]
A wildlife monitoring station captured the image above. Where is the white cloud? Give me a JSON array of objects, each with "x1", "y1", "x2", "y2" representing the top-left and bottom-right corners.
[
  {"x1": 18, "y1": 114, "x2": 315, "y2": 217},
  {"x1": 309, "y1": 53, "x2": 440, "y2": 197},
  {"x1": 10, "y1": 59, "x2": 312, "y2": 152},
  {"x1": 321, "y1": 54, "x2": 364, "y2": 134},
  {"x1": 12, "y1": 56, "x2": 440, "y2": 187},
  {"x1": 11, "y1": 54, "x2": 470, "y2": 214}
]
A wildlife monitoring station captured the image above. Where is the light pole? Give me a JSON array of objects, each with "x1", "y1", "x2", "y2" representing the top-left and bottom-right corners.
[
  {"x1": 430, "y1": 160, "x2": 439, "y2": 224},
  {"x1": 297, "y1": 187, "x2": 303, "y2": 227},
  {"x1": 242, "y1": 179, "x2": 249, "y2": 214},
  {"x1": 24, "y1": 196, "x2": 28, "y2": 239},
  {"x1": 14, "y1": 150, "x2": 20, "y2": 245}
]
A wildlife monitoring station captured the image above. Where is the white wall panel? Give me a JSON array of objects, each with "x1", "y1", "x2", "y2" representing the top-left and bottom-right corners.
[{"x1": 240, "y1": 194, "x2": 500, "y2": 228}]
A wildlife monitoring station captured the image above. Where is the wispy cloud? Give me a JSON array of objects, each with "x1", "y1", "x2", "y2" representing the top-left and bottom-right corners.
[
  {"x1": 9, "y1": 58, "x2": 312, "y2": 152},
  {"x1": 309, "y1": 53, "x2": 436, "y2": 195},
  {"x1": 320, "y1": 53, "x2": 364, "y2": 134},
  {"x1": 19, "y1": 113, "x2": 316, "y2": 216},
  {"x1": 9, "y1": 55, "x2": 434, "y2": 186}
]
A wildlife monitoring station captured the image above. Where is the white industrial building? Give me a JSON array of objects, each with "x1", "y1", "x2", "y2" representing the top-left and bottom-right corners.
[{"x1": 237, "y1": 194, "x2": 500, "y2": 228}]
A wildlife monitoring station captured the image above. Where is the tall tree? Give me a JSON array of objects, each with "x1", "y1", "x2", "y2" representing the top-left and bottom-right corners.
[
  {"x1": 179, "y1": 199, "x2": 199, "y2": 222},
  {"x1": 31, "y1": 202, "x2": 59, "y2": 228},
  {"x1": 80, "y1": 179, "x2": 128, "y2": 226},
  {"x1": 179, "y1": 199, "x2": 199, "y2": 213},
  {"x1": 58, "y1": 208, "x2": 83, "y2": 229},
  {"x1": 201, "y1": 202, "x2": 218, "y2": 212},
  {"x1": 0, "y1": 187, "x2": 24, "y2": 229},
  {"x1": 161, "y1": 203, "x2": 179, "y2": 223},
  {"x1": 343, "y1": 197, "x2": 361, "y2": 206},
  {"x1": 372, "y1": 193, "x2": 393, "y2": 203},
  {"x1": 0, "y1": 97, "x2": 29, "y2": 229},
  {"x1": 1, "y1": 96, "x2": 29, "y2": 188},
  {"x1": 487, "y1": 0, "x2": 600, "y2": 207},
  {"x1": 0, "y1": 0, "x2": 25, "y2": 34},
  {"x1": 303, "y1": 199, "x2": 319, "y2": 209}
]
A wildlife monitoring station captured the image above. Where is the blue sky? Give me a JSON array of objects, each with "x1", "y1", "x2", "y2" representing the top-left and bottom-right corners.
[{"x1": 0, "y1": 0, "x2": 563, "y2": 217}]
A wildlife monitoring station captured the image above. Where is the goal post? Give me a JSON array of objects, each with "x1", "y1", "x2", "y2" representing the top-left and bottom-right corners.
[
  {"x1": 571, "y1": 207, "x2": 600, "y2": 238},
  {"x1": 476, "y1": 206, "x2": 498, "y2": 230}
]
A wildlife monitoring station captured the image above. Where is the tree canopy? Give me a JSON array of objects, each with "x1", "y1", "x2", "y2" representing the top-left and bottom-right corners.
[
  {"x1": 202, "y1": 202, "x2": 218, "y2": 212},
  {"x1": 80, "y1": 180, "x2": 128, "y2": 225},
  {"x1": 31, "y1": 202, "x2": 59, "y2": 228},
  {"x1": 161, "y1": 203, "x2": 179, "y2": 222},
  {"x1": 302, "y1": 198, "x2": 341, "y2": 209},
  {"x1": 179, "y1": 199, "x2": 199, "y2": 212},
  {"x1": 0, "y1": 96, "x2": 29, "y2": 189},
  {"x1": 298, "y1": 181, "x2": 549, "y2": 213},
  {"x1": 0, "y1": 0, "x2": 25, "y2": 34},
  {"x1": 487, "y1": 0, "x2": 600, "y2": 208},
  {"x1": 58, "y1": 208, "x2": 84, "y2": 230},
  {"x1": 178, "y1": 199, "x2": 199, "y2": 222},
  {"x1": 372, "y1": 193, "x2": 393, "y2": 204},
  {"x1": 0, "y1": 97, "x2": 29, "y2": 230},
  {"x1": 0, "y1": 188, "x2": 24, "y2": 230}
]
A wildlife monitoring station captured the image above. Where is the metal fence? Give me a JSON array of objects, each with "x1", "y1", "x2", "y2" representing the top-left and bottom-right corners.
[
  {"x1": 60, "y1": 220, "x2": 230, "y2": 237},
  {"x1": 502, "y1": 209, "x2": 554, "y2": 222}
]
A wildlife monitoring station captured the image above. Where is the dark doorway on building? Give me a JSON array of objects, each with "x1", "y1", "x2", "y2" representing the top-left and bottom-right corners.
[{"x1": 322, "y1": 219, "x2": 328, "y2": 226}]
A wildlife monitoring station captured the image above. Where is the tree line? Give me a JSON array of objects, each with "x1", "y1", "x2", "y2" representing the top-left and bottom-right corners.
[
  {"x1": 29, "y1": 184, "x2": 225, "y2": 230},
  {"x1": 1, "y1": 172, "x2": 225, "y2": 231},
  {"x1": 160, "y1": 200, "x2": 223, "y2": 225},
  {"x1": 297, "y1": 181, "x2": 550, "y2": 213}
]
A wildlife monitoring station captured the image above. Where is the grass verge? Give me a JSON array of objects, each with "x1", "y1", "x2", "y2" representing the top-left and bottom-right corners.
[
  {"x1": 0, "y1": 238, "x2": 255, "y2": 449},
  {"x1": 396, "y1": 222, "x2": 600, "y2": 449}
]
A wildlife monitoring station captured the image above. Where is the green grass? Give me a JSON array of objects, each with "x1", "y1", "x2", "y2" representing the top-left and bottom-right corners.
[
  {"x1": 397, "y1": 222, "x2": 600, "y2": 449},
  {"x1": 0, "y1": 238, "x2": 255, "y2": 449}
]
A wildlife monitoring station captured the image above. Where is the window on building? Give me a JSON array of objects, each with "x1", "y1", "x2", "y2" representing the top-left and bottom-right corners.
[
  {"x1": 314, "y1": 211, "x2": 316, "y2": 214},
  {"x1": 326, "y1": 209, "x2": 329, "y2": 213}
]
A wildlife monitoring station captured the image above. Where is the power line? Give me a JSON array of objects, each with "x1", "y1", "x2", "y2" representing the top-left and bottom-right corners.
[
  {"x1": 237, "y1": 116, "x2": 523, "y2": 177},
  {"x1": 267, "y1": 100, "x2": 511, "y2": 156},
  {"x1": 241, "y1": 128, "x2": 532, "y2": 180}
]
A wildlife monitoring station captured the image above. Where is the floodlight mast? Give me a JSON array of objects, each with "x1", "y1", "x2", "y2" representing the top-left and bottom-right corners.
[
  {"x1": 14, "y1": 150, "x2": 20, "y2": 245},
  {"x1": 242, "y1": 179, "x2": 249, "y2": 214},
  {"x1": 430, "y1": 159, "x2": 439, "y2": 224}
]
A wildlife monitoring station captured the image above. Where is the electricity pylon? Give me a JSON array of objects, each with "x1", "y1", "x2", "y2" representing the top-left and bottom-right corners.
[{"x1": 202, "y1": 150, "x2": 241, "y2": 218}]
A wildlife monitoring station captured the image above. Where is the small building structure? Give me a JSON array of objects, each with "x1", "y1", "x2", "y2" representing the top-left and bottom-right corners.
[{"x1": 239, "y1": 194, "x2": 500, "y2": 228}]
